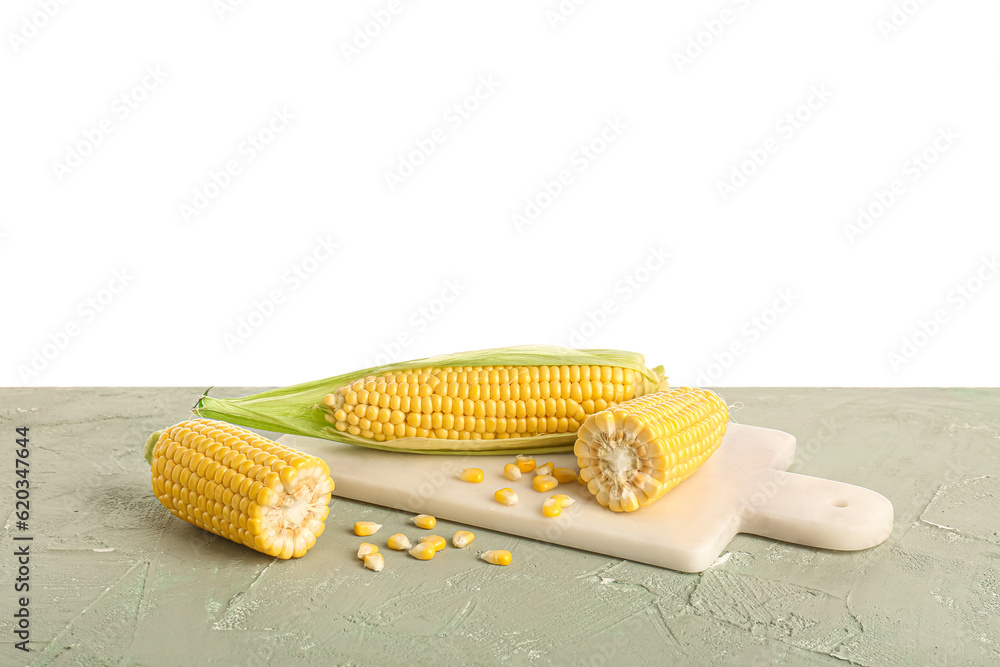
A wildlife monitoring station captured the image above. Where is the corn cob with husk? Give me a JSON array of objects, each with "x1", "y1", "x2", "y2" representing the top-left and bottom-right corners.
[{"x1": 194, "y1": 346, "x2": 668, "y2": 456}]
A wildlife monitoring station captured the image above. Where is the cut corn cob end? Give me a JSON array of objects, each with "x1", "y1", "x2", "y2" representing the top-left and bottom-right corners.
[
  {"x1": 357, "y1": 543, "x2": 379, "y2": 559},
  {"x1": 146, "y1": 419, "x2": 334, "y2": 560},
  {"x1": 576, "y1": 387, "x2": 728, "y2": 512},
  {"x1": 387, "y1": 533, "x2": 412, "y2": 551},
  {"x1": 532, "y1": 475, "x2": 558, "y2": 493},
  {"x1": 354, "y1": 521, "x2": 382, "y2": 537},
  {"x1": 494, "y1": 488, "x2": 518, "y2": 506},
  {"x1": 409, "y1": 542, "x2": 437, "y2": 560},
  {"x1": 363, "y1": 552, "x2": 384, "y2": 572},
  {"x1": 452, "y1": 530, "x2": 475, "y2": 548},
  {"x1": 458, "y1": 468, "x2": 484, "y2": 483},
  {"x1": 420, "y1": 535, "x2": 447, "y2": 552},
  {"x1": 481, "y1": 550, "x2": 512, "y2": 566},
  {"x1": 412, "y1": 514, "x2": 436, "y2": 529},
  {"x1": 542, "y1": 498, "x2": 561, "y2": 518},
  {"x1": 503, "y1": 463, "x2": 521, "y2": 481}
]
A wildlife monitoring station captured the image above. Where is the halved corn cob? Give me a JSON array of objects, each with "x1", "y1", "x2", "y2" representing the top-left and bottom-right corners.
[
  {"x1": 143, "y1": 419, "x2": 333, "y2": 559},
  {"x1": 576, "y1": 387, "x2": 728, "y2": 512},
  {"x1": 194, "y1": 346, "x2": 667, "y2": 456}
]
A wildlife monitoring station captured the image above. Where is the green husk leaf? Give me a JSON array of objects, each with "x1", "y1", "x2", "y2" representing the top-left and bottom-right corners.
[{"x1": 193, "y1": 345, "x2": 668, "y2": 456}]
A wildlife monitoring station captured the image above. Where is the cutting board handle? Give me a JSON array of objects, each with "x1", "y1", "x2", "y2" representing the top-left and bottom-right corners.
[{"x1": 741, "y1": 470, "x2": 894, "y2": 551}]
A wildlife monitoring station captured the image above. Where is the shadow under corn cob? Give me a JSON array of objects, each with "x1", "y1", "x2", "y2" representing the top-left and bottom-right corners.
[{"x1": 194, "y1": 345, "x2": 668, "y2": 455}]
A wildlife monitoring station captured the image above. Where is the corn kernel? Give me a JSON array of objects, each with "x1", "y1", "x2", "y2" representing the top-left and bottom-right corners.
[
  {"x1": 542, "y1": 498, "x2": 561, "y2": 517},
  {"x1": 409, "y1": 542, "x2": 437, "y2": 560},
  {"x1": 363, "y1": 552, "x2": 384, "y2": 572},
  {"x1": 413, "y1": 514, "x2": 436, "y2": 529},
  {"x1": 494, "y1": 488, "x2": 518, "y2": 506},
  {"x1": 458, "y1": 468, "x2": 484, "y2": 483},
  {"x1": 420, "y1": 535, "x2": 447, "y2": 552},
  {"x1": 357, "y1": 543, "x2": 379, "y2": 559},
  {"x1": 535, "y1": 462, "x2": 554, "y2": 476},
  {"x1": 515, "y1": 455, "x2": 536, "y2": 473},
  {"x1": 387, "y1": 533, "x2": 412, "y2": 550},
  {"x1": 452, "y1": 531, "x2": 475, "y2": 548},
  {"x1": 354, "y1": 521, "x2": 382, "y2": 536},
  {"x1": 532, "y1": 475, "x2": 558, "y2": 493},
  {"x1": 552, "y1": 467, "x2": 578, "y2": 484},
  {"x1": 503, "y1": 463, "x2": 521, "y2": 481},
  {"x1": 550, "y1": 494, "x2": 575, "y2": 508},
  {"x1": 481, "y1": 549, "x2": 512, "y2": 566}
]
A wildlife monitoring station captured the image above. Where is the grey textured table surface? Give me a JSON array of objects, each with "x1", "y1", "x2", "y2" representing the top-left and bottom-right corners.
[{"x1": 0, "y1": 388, "x2": 997, "y2": 666}]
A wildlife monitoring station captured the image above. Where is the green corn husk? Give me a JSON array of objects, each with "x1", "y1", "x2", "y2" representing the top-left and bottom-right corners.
[{"x1": 193, "y1": 345, "x2": 668, "y2": 456}]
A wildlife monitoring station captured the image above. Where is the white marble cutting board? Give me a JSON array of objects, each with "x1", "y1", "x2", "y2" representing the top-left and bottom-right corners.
[{"x1": 278, "y1": 424, "x2": 894, "y2": 573}]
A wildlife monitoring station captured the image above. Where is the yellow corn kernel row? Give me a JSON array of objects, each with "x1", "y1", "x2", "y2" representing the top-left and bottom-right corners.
[
  {"x1": 323, "y1": 364, "x2": 644, "y2": 442},
  {"x1": 148, "y1": 419, "x2": 333, "y2": 560}
]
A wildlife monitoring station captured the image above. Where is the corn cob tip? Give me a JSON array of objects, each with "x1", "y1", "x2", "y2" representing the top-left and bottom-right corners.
[{"x1": 143, "y1": 430, "x2": 164, "y2": 466}]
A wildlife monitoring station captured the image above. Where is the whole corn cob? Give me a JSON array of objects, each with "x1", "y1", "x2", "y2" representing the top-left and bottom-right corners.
[
  {"x1": 576, "y1": 387, "x2": 728, "y2": 512},
  {"x1": 143, "y1": 418, "x2": 334, "y2": 559},
  {"x1": 194, "y1": 346, "x2": 667, "y2": 456}
]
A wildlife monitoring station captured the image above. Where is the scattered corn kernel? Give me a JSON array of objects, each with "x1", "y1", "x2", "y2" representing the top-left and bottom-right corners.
[
  {"x1": 354, "y1": 521, "x2": 382, "y2": 536},
  {"x1": 503, "y1": 463, "x2": 522, "y2": 481},
  {"x1": 420, "y1": 535, "x2": 447, "y2": 552},
  {"x1": 494, "y1": 488, "x2": 518, "y2": 505},
  {"x1": 387, "y1": 533, "x2": 412, "y2": 550},
  {"x1": 409, "y1": 542, "x2": 437, "y2": 560},
  {"x1": 532, "y1": 475, "x2": 558, "y2": 493},
  {"x1": 413, "y1": 514, "x2": 436, "y2": 529},
  {"x1": 481, "y1": 549, "x2": 512, "y2": 566},
  {"x1": 515, "y1": 455, "x2": 536, "y2": 473},
  {"x1": 551, "y1": 494, "x2": 575, "y2": 508},
  {"x1": 452, "y1": 530, "x2": 475, "y2": 548},
  {"x1": 552, "y1": 467, "x2": 578, "y2": 484},
  {"x1": 535, "y1": 462, "x2": 554, "y2": 476},
  {"x1": 458, "y1": 467, "x2": 484, "y2": 483},
  {"x1": 357, "y1": 543, "x2": 379, "y2": 559},
  {"x1": 363, "y1": 552, "x2": 384, "y2": 572},
  {"x1": 542, "y1": 498, "x2": 562, "y2": 517}
]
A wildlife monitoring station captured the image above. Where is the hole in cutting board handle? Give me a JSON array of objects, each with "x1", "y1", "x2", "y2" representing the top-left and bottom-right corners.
[{"x1": 832, "y1": 499, "x2": 849, "y2": 508}]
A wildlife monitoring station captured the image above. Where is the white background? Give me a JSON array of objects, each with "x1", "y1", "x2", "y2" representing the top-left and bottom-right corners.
[{"x1": 2, "y1": 0, "x2": 998, "y2": 387}]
